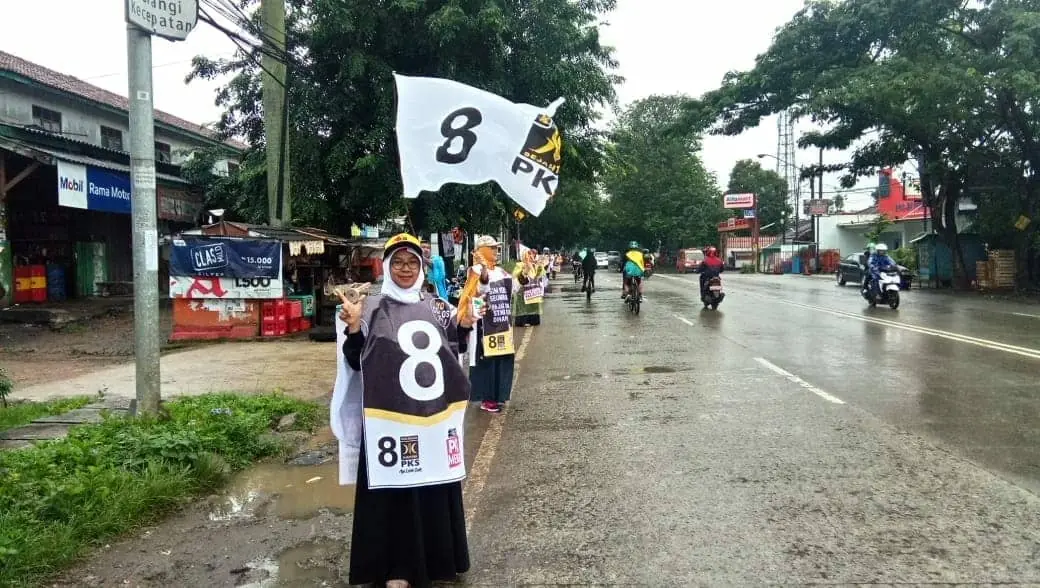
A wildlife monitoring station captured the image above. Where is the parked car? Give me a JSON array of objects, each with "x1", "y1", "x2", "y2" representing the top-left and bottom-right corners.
[
  {"x1": 606, "y1": 250, "x2": 621, "y2": 270},
  {"x1": 594, "y1": 251, "x2": 609, "y2": 269},
  {"x1": 836, "y1": 253, "x2": 913, "y2": 290},
  {"x1": 676, "y1": 248, "x2": 705, "y2": 273}
]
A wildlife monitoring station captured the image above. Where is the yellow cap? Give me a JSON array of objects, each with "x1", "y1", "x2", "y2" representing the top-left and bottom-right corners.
[{"x1": 383, "y1": 233, "x2": 423, "y2": 258}]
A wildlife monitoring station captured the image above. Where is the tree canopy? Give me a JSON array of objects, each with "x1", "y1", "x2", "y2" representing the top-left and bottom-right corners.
[
  {"x1": 189, "y1": 0, "x2": 621, "y2": 236},
  {"x1": 683, "y1": 0, "x2": 1040, "y2": 284},
  {"x1": 598, "y1": 95, "x2": 723, "y2": 252}
]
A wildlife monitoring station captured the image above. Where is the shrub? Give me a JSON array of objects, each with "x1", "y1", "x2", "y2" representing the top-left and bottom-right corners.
[{"x1": 0, "y1": 392, "x2": 319, "y2": 587}]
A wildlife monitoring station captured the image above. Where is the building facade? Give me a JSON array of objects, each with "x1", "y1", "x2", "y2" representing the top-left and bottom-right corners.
[{"x1": 0, "y1": 50, "x2": 243, "y2": 305}]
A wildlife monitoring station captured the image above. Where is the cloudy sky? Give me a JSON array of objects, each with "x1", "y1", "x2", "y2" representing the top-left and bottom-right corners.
[{"x1": 0, "y1": 0, "x2": 877, "y2": 209}]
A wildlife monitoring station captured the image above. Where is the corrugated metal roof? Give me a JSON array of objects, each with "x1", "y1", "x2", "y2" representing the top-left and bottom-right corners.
[
  {"x1": 0, "y1": 136, "x2": 189, "y2": 185},
  {"x1": 0, "y1": 50, "x2": 247, "y2": 151}
]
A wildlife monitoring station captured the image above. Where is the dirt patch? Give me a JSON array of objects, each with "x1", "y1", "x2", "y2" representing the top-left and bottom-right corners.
[
  {"x1": 1, "y1": 307, "x2": 179, "y2": 388},
  {"x1": 50, "y1": 427, "x2": 356, "y2": 588}
]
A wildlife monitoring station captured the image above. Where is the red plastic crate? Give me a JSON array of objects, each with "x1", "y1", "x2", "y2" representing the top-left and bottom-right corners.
[
  {"x1": 289, "y1": 317, "x2": 301, "y2": 332},
  {"x1": 289, "y1": 300, "x2": 303, "y2": 319},
  {"x1": 300, "y1": 318, "x2": 311, "y2": 331}
]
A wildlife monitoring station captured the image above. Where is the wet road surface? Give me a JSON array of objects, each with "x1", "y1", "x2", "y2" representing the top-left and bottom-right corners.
[{"x1": 465, "y1": 274, "x2": 1040, "y2": 584}]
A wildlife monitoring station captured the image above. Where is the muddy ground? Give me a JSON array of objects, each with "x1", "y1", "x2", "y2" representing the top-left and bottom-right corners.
[
  {"x1": 0, "y1": 305, "x2": 176, "y2": 389},
  {"x1": 50, "y1": 426, "x2": 357, "y2": 588}
]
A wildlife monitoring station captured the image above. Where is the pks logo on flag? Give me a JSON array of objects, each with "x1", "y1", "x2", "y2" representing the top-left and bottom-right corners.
[{"x1": 393, "y1": 73, "x2": 565, "y2": 216}]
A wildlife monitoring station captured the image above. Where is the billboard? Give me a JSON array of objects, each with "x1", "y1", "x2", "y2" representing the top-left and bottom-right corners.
[{"x1": 723, "y1": 193, "x2": 755, "y2": 209}]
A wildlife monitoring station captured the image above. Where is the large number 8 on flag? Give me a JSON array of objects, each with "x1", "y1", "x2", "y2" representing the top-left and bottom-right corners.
[
  {"x1": 397, "y1": 320, "x2": 445, "y2": 401},
  {"x1": 435, "y1": 107, "x2": 483, "y2": 164}
]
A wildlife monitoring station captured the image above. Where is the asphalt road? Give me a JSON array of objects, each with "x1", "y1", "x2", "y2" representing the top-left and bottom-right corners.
[{"x1": 464, "y1": 273, "x2": 1040, "y2": 585}]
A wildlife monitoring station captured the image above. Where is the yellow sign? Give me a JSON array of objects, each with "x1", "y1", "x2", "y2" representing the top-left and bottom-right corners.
[
  {"x1": 1014, "y1": 215, "x2": 1031, "y2": 231},
  {"x1": 514, "y1": 209, "x2": 527, "y2": 221},
  {"x1": 482, "y1": 329, "x2": 515, "y2": 356}
]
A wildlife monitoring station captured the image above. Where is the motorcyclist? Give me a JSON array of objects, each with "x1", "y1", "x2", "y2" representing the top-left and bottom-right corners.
[
  {"x1": 642, "y1": 249, "x2": 655, "y2": 275},
  {"x1": 621, "y1": 241, "x2": 645, "y2": 299},
  {"x1": 581, "y1": 247, "x2": 598, "y2": 293},
  {"x1": 699, "y1": 246, "x2": 725, "y2": 299},
  {"x1": 860, "y1": 242, "x2": 877, "y2": 294},
  {"x1": 868, "y1": 243, "x2": 896, "y2": 298}
]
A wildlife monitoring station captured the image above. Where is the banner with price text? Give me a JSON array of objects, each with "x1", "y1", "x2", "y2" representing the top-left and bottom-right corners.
[
  {"x1": 169, "y1": 237, "x2": 281, "y2": 279},
  {"x1": 393, "y1": 73, "x2": 565, "y2": 216}
]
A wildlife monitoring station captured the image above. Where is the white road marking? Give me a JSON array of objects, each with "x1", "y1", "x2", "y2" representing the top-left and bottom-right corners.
[
  {"x1": 464, "y1": 325, "x2": 534, "y2": 533},
  {"x1": 673, "y1": 314, "x2": 694, "y2": 326},
  {"x1": 754, "y1": 357, "x2": 845, "y2": 405},
  {"x1": 1012, "y1": 312, "x2": 1040, "y2": 320},
  {"x1": 757, "y1": 296, "x2": 1040, "y2": 361}
]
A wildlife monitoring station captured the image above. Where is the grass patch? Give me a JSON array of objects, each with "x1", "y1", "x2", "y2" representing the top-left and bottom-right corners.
[
  {"x1": 0, "y1": 397, "x2": 94, "y2": 434},
  {"x1": 0, "y1": 392, "x2": 320, "y2": 587}
]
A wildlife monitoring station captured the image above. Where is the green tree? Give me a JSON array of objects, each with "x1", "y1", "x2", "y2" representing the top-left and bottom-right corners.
[
  {"x1": 601, "y1": 95, "x2": 722, "y2": 252},
  {"x1": 726, "y1": 159, "x2": 790, "y2": 235},
  {"x1": 189, "y1": 0, "x2": 620, "y2": 237},
  {"x1": 682, "y1": 0, "x2": 1040, "y2": 286}
]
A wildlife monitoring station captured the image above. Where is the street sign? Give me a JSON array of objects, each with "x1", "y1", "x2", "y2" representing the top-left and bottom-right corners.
[
  {"x1": 723, "y1": 193, "x2": 755, "y2": 209},
  {"x1": 126, "y1": 0, "x2": 199, "y2": 41},
  {"x1": 808, "y1": 199, "x2": 832, "y2": 216},
  {"x1": 718, "y1": 217, "x2": 756, "y2": 232},
  {"x1": 514, "y1": 209, "x2": 527, "y2": 222},
  {"x1": 743, "y1": 209, "x2": 756, "y2": 219}
]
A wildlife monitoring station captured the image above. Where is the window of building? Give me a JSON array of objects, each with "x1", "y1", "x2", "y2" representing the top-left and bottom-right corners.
[
  {"x1": 155, "y1": 141, "x2": 172, "y2": 163},
  {"x1": 31, "y1": 105, "x2": 62, "y2": 133},
  {"x1": 100, "y1": 126, "x2": 123, "y2": 151},
  {"x1": 226, "y1": 161, "x2": 240, "y2": 175}
]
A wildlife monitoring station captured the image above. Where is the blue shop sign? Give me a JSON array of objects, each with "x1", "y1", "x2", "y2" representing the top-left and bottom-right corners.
[{"x1": 57, "y1": 160, "x2": 133, "y2": 215}]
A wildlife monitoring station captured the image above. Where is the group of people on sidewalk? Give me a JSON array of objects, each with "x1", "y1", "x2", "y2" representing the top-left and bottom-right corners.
[{"x1": 329, "y1": 232, "x2": 559, "y2": 587}]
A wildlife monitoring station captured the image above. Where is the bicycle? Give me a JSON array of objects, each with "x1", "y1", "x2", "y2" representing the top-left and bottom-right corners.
[
  {"x1": 624, "y1": 277, "x2": 641, "y2": 314},
  {"x1": 582, "y1": 273, "x2": 595, "y2": 302},
  {"x1": 573, "y1": 262, "x2": 583, "y2": 284}
]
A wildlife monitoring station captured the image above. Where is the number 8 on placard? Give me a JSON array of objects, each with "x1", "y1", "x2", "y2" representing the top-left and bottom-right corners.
[{"x1": 397, "y1": 320, "x2": 444, "y2": 401}]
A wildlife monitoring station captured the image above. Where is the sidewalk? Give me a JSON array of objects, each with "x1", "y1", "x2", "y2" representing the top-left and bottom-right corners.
[{"x1": 10, "y1": 340, "x2": 337, "y2": 403}]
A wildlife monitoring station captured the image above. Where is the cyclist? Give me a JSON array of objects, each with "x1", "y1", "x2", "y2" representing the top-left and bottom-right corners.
[
  {"x1": 581, "y1": 247, "x2": 598, "y2": 293},
  {"x1": 620, "y1": 241, "x2": 645, "y2": 299}
]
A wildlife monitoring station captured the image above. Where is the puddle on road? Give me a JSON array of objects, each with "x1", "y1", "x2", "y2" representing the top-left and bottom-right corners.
[
  {"x1": 238, "y1": 539, "x2": 347, "y2": 588},
  {"x1": 550, "y1": 366, "x2": 679, "y2": 381},
  {"x1": 210, "y1": 461, "x2": 354, "y2": 522},
  {"x1": 210, "y1": 428, "x2": 354, "y2": 522}
]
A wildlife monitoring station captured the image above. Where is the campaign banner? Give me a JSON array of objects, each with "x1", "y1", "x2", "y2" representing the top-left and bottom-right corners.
[
  {"x1": 169, "y1": 275, "x2": 284, "y2": 299},
  {"x1": 393, "y1": 74, "x2": 565, "y2": 216},
  {"x1": 170, "y1": 237, "x2": 281, "y2": 278}
]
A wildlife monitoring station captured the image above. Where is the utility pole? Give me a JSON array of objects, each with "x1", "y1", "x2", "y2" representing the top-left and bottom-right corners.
[
  {"x1": 126, "y1": 25, "x2": 161, "y2": 415},
  {"x1": 125, "y1": 0, "x2": 199, "y2": 415},
  {"x1": 261, "y1": 0, "x2": 290, "y2": 227}
]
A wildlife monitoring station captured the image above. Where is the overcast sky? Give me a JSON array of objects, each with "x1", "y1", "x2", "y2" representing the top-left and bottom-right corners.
[{"x1": 0, "y1": 0, "x2": 878, "y2": 209}]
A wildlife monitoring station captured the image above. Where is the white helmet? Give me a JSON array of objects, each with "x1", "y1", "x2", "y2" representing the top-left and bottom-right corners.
[{"x1": 875, "y1": 243, "x2": 889, "y2": 253}]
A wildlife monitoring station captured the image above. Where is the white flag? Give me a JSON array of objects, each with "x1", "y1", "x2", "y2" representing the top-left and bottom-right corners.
[{"x1": 393, "y1": 73, "x2": 565, "y2": 216}]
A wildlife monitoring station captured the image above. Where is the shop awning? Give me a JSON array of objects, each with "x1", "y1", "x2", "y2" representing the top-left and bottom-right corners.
[{"x1": 0, "y1": 136, "x2": 189, "y2": 186}]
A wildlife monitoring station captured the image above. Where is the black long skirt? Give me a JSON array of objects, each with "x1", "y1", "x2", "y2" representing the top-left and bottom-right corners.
[{"x1": 349, "y1": 443, "x2": 470, "y2": 586}]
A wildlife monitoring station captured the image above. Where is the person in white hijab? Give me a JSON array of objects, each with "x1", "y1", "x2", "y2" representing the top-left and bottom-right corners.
[{"x1": 331, "y1": 233, "x2": 478, "y2": 588}]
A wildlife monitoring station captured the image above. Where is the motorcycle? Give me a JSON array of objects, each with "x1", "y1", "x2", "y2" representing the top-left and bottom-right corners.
[
  {"x1": 864, "y1": 269, "x2": 901, "y2": 309},
  {"x1": 701, "y1": 276, "x2": 724, "y2": 310}
]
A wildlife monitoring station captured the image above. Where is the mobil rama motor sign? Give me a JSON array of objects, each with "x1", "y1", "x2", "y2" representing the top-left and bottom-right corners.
[
  {"x1": 57, "y1": 161, "x2": 133, "y2": 214},
  {"x1": 57, "y1": 160, "x2": 203, "y2": 220}
]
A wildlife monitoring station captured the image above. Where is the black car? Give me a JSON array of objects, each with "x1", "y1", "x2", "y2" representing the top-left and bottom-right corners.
[{"x1": 836, "y1": 253, "x2": 913, "y2": 290}]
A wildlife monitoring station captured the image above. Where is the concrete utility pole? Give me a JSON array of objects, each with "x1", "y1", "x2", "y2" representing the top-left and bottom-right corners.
[
  {"x1": 261, "y1": 0, "x2": 290, "y2": 227},
  {"x1": 126, "y1": 25, "x2": 161, "y2": 415}
]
